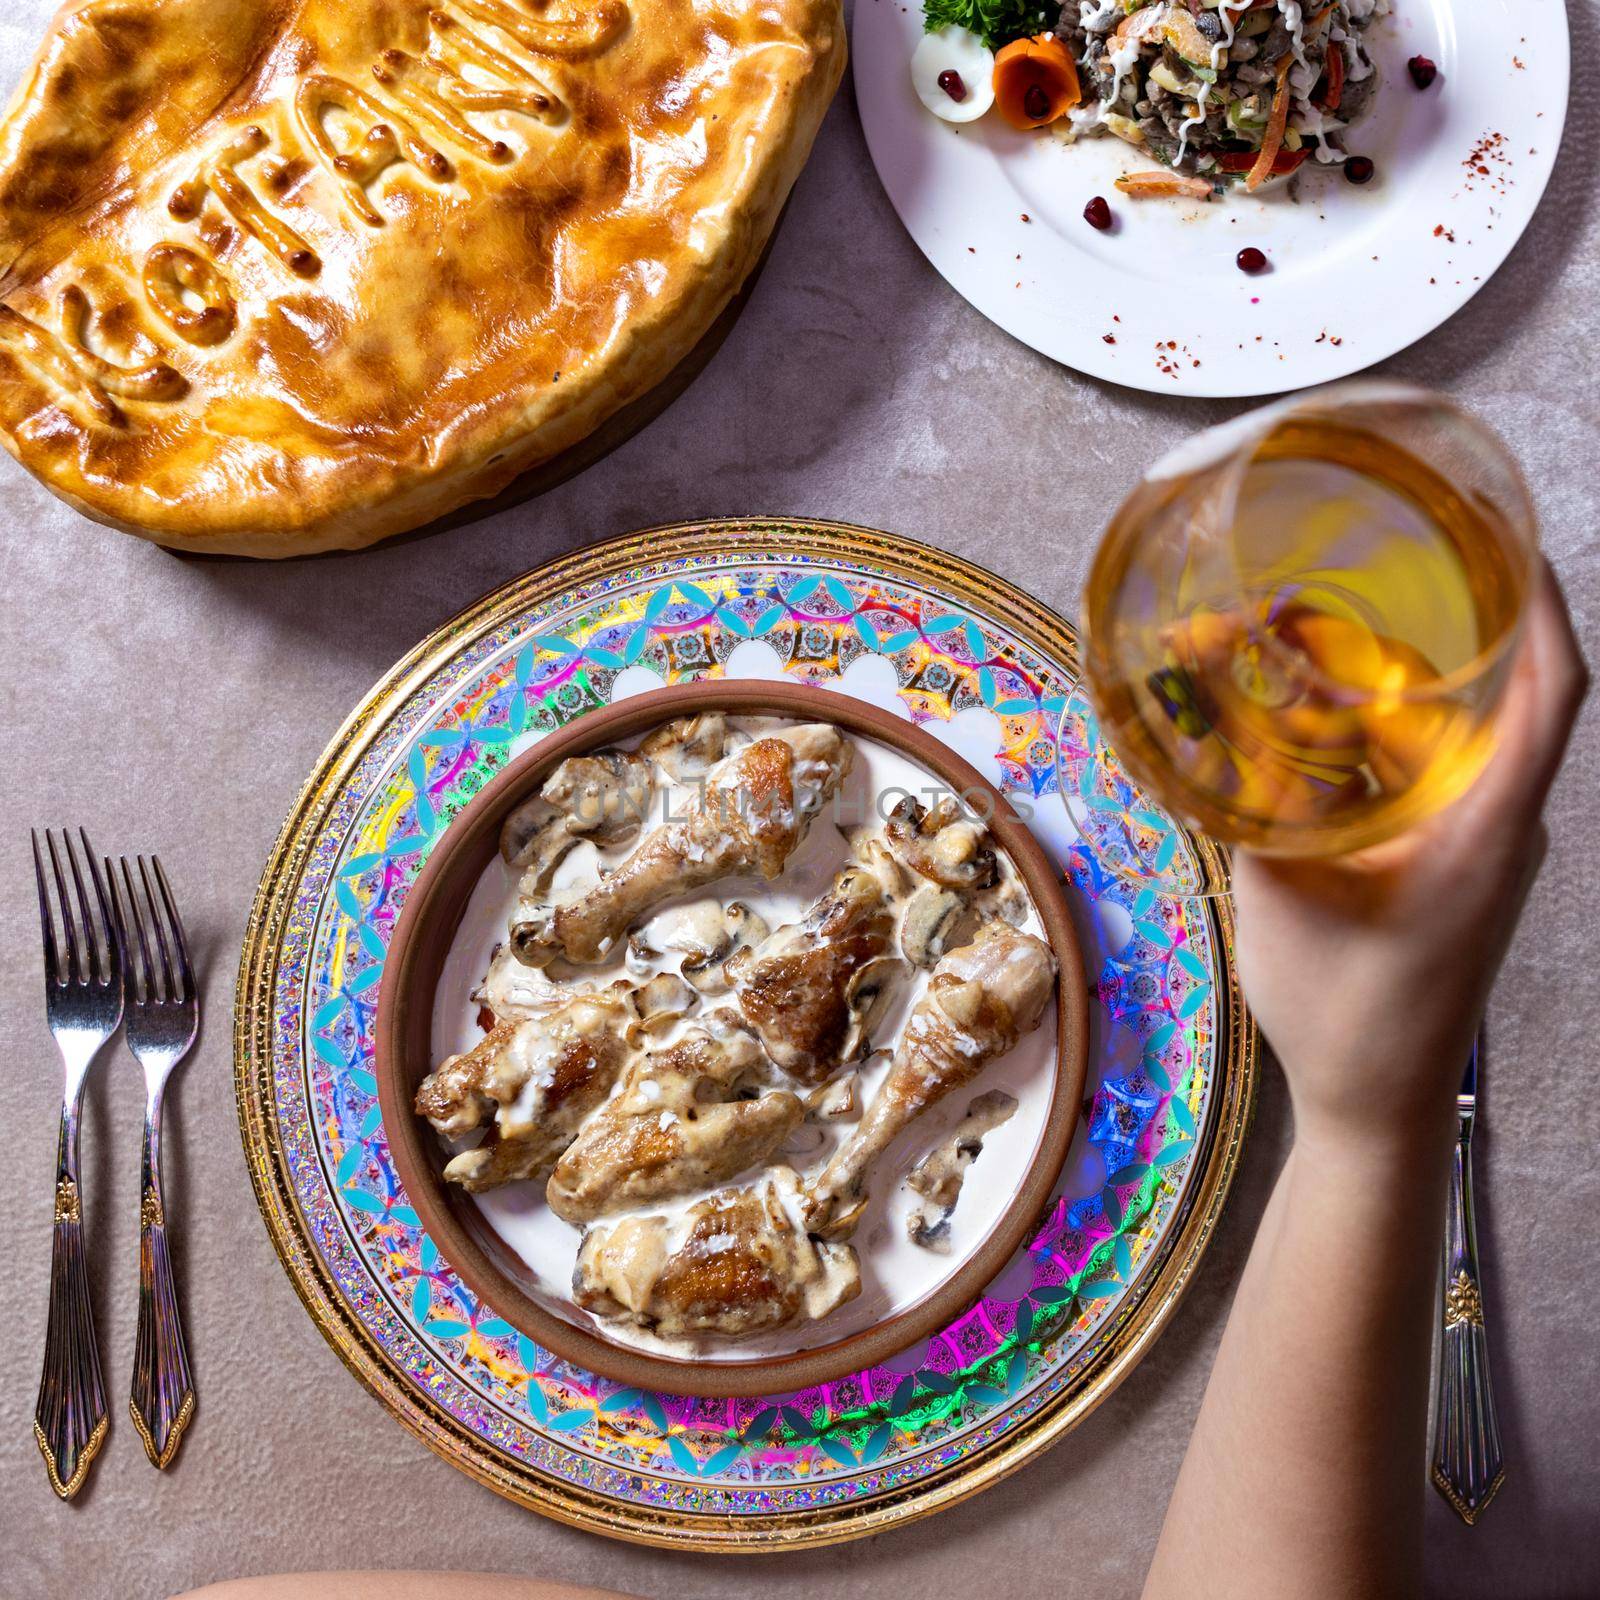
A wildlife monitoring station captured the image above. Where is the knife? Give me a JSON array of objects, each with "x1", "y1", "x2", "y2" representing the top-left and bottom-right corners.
[{"x1": 1430, "y1": 1041, "x2": 1506, "y2": 1524}]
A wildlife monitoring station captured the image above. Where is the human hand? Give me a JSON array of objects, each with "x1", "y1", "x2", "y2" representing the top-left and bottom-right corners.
[{"x1": 1231, "y1": 560, "x2": 1588, "y2": 1153}]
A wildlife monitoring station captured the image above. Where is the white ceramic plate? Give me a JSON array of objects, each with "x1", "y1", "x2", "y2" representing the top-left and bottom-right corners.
[{"x1": 853, "y1": 0, "x2": 1569, "y2": 396}]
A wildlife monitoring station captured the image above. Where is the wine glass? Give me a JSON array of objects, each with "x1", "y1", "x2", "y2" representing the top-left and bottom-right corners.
[{"x1": 1056, "y1": 383, "x2": 1539, "y2": 899}]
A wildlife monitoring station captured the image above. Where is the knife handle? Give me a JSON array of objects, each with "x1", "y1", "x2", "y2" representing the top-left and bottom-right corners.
[{"x1": 1430, "y1": 1122, "x2": 1505, "y2": 1524}]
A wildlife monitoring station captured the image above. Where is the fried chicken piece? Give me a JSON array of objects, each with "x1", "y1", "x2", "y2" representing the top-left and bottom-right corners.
[
  {"x1": 511, "y1": 724, "x2": 853, "y2": 967},
  {"x1": 805, "y1": 920, "x2": 1056, "y2": 1236},
  {"x1": 546, "y1": 1017, "x2": 803, "y2": 1223},
  {"x1": 414, "y1": 986, "x2": 635, "y2": 1192},
  {"x1": 573, "y1": 1167, "x2": 860, "y2": 1338},
  {"x1": 726, "y1": 865, "x2": 900, "y2": 1084}
]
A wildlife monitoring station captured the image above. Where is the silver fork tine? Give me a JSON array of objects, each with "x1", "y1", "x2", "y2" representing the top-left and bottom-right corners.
[
  {"x1": 32, "y1": 831, "x2": 60, "y2": 986},
  {"x1": 63, "y1": 832, "x2": 99, "y2": 984},
  {"x1": 119, "y1": 857, "x2": 153, "y2": 1004},
  {"x1": 152, "y1": 857, "x2": 192, "y2": 1004},
  {"x1": 46, "y1": 831, "x2": 81, "y2": 983},
  {"x1": 138, "y1": 857, "x2": 175, "y2": 1004},
  {"x1": 108, "y1": 860, "x2": 134, "y2": 990},
  {"x1": 82, "y1": 831, "x2": 118, "y2": 987}
]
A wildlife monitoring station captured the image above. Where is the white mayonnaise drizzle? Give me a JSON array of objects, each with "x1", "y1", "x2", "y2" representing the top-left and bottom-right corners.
[
  {"x1": 1106, "y1": 33, "x2": 1143, "y2": 109},
  {"x1": 1174, "y1": 0, "x2": 1251, "y2": 168}
]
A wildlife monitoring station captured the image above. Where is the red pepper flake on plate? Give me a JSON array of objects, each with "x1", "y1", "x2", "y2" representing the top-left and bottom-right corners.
[{"x1": 1461, "y1": 130, "x2": 1512, "y2": 193}]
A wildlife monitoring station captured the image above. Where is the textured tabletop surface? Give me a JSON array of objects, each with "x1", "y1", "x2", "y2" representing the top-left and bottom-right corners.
[{"x1": 1, "y1": 1, "x2": 1595, "y2": 1596}]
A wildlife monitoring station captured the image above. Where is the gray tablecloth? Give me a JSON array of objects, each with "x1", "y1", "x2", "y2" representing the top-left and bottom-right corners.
[{"x1": 1, "y1": 1, "x2": 1595, "y2": 1594}]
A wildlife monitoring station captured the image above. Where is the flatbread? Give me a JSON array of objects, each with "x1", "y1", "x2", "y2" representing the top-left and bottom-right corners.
[{"x1": 0, "y1": 0, "x2": 843, "y2": 554}]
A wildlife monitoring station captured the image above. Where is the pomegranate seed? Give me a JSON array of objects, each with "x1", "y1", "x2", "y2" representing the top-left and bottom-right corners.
[
  {"x1": 1083, "y1": 195, "x2": 1112, "y2": 230},
  {"x1": 1023, "y1": 83, "x2": 1050, "y2": 120},
  {"x1": 1236, "y1": 246, "x2": 1267, "y2": 274},
  {"x1": 937, "y1": 68, "x2": 967, "y2": 102},
  {"x1": 1407, "y1": 54, "x2": 1438, "y2": 89},
  {"x1": 1344, "y1": 155, "x2": 1375, "y2": 184}
]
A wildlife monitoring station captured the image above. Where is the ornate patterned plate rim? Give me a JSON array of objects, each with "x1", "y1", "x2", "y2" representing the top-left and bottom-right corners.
[{"x1": 234, "y1": 517, "x2": 1258, "y2": 1550}]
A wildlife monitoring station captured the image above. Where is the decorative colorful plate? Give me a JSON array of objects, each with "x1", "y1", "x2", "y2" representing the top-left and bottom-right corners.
[{"x1": 235, "y1": 519, "x2": 1257, "y2": 1549}]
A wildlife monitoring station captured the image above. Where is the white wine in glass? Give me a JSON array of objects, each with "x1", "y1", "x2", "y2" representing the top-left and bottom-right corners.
[{"x1": 1075, "y1": 385, "x2": 1537, "y2": 873}]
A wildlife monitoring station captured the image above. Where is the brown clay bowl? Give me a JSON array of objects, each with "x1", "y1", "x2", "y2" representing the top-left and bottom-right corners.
[{"x1": 376, "y1": 679, "x2": 1088, "y2": 1397}]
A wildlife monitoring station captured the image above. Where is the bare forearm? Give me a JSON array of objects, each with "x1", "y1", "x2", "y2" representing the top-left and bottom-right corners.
[{"x1": 1143, "y1": 1102, "x2": 1456, "y2": 1600}]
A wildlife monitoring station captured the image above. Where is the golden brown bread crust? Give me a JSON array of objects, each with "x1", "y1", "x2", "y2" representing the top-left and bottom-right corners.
[{"x1": 0, "y1": 0, "x2": 844, "y2": 555}]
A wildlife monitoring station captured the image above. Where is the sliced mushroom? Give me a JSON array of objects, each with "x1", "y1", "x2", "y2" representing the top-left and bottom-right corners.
[
  {"x1": 841, "y1": 953, "x2": 903, "y2": 1055},
  {"x1": 500, "y1": 803, "x2": 580, "y2": 894},
  {"x1": 499, "y1": 747, "x2": 656, "y2": 892},
  {"x1": 849, "y1": 831, "x2": 912, "y2": 896},
  {"x1": 544, "y1": 749, "x2": 654, "y2": 839},
  {"x1": 680, "y1": 901, "x2": 769, "y2": 996},
  {"x1": 882, "y1": 796, "x2": 997, "y2": 891},
  {"x1": 806, "y1": 1071, "x2": 859, "y2": 1121},
  {"x1": 639, "y1": 712, "x2": 728, "y2": 783},
  {"x1": 905, "y1": 1090, "x2": 1018, "y2": 1252},
  {"x1": 899, "y1": 883, "x2": 970, "y2": 969},
  {"x1": 624, "y1": 931, "x2": 658, "y2": 978},
  {"x1": 626, "y1": 972, "x2": 699, "y2": 1044}
]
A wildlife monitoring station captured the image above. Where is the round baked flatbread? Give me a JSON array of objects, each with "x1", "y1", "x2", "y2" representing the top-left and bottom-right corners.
[{"x1": 0, "y1": 0, "x2": 843, "y2": 555}]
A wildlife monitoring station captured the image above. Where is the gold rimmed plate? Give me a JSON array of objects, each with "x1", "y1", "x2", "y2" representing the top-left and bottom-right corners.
[{"x1": 235, "y1": 518, "x2": 1256, "y2": 1548}]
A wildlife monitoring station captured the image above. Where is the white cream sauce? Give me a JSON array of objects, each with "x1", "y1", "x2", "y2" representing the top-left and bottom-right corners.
[{"x1": 431, "y1": 717, "x2": 1059, "y2": 1362}]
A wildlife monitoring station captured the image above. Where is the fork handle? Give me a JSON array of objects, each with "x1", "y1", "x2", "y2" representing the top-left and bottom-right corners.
[
  {"x1": 35, "y1": 1101, "x2": 109, "y2": 1499},
  {"x1": 1431, "y1": 1123, "x2": 1505, "y2": 1524},
  {"x1": 130, "y1": 1109, "x2": 194, "y2": 1469}
]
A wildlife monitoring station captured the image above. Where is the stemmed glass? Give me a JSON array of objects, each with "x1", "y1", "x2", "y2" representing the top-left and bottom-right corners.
[{"x1": 1056, "y1": 384, "x2": 1539, "y2": 899}]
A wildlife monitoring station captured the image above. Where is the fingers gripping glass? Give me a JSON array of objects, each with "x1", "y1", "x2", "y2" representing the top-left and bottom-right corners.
[{"x1": 1058, "y1": 383, "x2": 1538, "y2": 901}]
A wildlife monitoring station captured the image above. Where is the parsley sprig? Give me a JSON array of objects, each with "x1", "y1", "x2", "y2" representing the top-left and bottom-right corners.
[{"x1": 923, "y1": 0, "x2": 1056, "y2": 50}]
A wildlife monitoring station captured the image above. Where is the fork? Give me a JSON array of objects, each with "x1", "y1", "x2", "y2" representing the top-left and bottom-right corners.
[
  {"x1": 32, "y1": 829, "x2": 123, "y2": 1500},
  {"x1": 108, "y1": 855, "x2": 199, "y2": 1470}
]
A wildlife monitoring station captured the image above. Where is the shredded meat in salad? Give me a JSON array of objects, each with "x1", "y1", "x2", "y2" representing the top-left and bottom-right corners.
[{"x1": 1056, "y1": 0, "x2": 1384, "y2": 182}]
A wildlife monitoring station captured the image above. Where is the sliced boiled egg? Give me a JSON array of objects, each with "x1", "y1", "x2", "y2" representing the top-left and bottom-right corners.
[{"x1": 912, "y1": 25, "x2": 996, "y2": 123}]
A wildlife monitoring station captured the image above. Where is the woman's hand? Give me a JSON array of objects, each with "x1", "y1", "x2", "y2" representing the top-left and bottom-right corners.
[
  {"x1": 1145, "y1": 562, "x2": 1587, "y2": 1600},
  {"x1": 1231, "y1": 560, "x2": 1588, "y2": 1150}
]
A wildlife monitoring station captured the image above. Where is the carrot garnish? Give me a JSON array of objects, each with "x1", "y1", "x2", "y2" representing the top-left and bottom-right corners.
[
  {"x1": 1114, "y1": 169, "x2": 1213, "y2": 199},
  {"x1": 1245, "y1": 53, "x2": 1295, "y2": 192},
  {"x1": 1314, "y1": 37, "x2": 1345, "y2": 110},
  {"x1": 992, "y1": 34, "x2": 1082, "y2": 130},
  {"x1": 1218, "y1": 146, "x2": 1309, "y2": 175}
]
